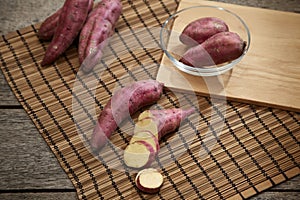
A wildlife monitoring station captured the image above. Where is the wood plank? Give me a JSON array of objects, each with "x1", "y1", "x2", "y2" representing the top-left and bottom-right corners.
[
  {"x1": 0, "y1": 70, "x2": 20, "y2": 106},
  {"x1": 0, "y1": 192, "x2": 77, "y2": 200},
  {"x1": 249, "y1": 192, "x2": 300, "y2": 200},
  {"x1": 0, "y1": 0, "x2": 63, "y2": 35},
  {"x1": 212, "y1": 0, "x2": 300, "y2": 13},
  {"x1": 1, "y1": 191, "x2": 299, "y2": 200},
  {"x1": 0, "y1": 109, "x2": 74, "y2": 190},
  {"x1": 271, "y1": 175, "x2": 300, "y2": 191},
  {"x1": 157, "y1": 0, "x2": 300, "y2": 112}
]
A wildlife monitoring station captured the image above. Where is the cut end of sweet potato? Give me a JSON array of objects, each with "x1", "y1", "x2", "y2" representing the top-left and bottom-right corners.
[
  {"x1": 134, "y1": 117, "x2": 158, "y2": 138},
  {"x1": 135, "y1": 168, "x2": 164, "y2": 194},
  {"x1": 130, "y1": 131, "x2": 160, "y2": 152},
  {"x1": 124, "y1": 141, "x2": 154, "y2": 169},
  {"x1": 137, "y1": 110, "x2": 154, "y2": 121}
]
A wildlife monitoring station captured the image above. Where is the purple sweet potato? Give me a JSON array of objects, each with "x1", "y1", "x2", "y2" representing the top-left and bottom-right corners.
[
  {"x1": 90, "y1": 80, "x2": 164, "y2": 152},
  {"x1": 123, "y1": 107, "x2": 195, "y2": 169},
  {"x1": 79, "y1": 18, "x2": 113, "y2": 72},
  {"x1": 180, "y1": 32, "x2": 246, "y2": 67},
  {"x1": 143, "y1": 108, "x2": 195, "y2": 139},
  {"x1": 135, "y1": 168, "x2": 164, "y2": 194},
  {"x1": 78, "y1": 0, "x2": 122, "y2": 72},
  {"x1": 41, "y1": 0, "x2": 90, "y2": 66},
  {"x1": 38, "y1": 0, "x2": 94, "y2": 41},
  {"x1": 38, "y1": 8, "x2": 62, "y2": 41},
  {"x1": 180, "y1": 17, "x2": 229, "y2": 46},
  {"x1": 123, "y1": 140, "x2": 156, "y2": 169}
]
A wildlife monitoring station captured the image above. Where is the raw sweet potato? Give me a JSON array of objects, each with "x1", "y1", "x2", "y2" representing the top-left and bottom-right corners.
[
  {"x1": 90, "y1": 80, "x2": 164, "y2": 152},
  {"x1": 180, "y1": 31, "x2": 246, "y2": 67},
  {"x1": 138, "y1": 108, "x2": 196, "y2": 139},
  {"x1": 41, "y1": 0, "x2": 90, "y2": 66},
  {"x1": 130, "y1": 131, "x2": 160, "y2": 152},
  {"x1": 180, "y1": 17, "x2": 229, "y2": 46},
  {"x1": 135, "y1": 168, "x2": 164, "y2": 194},
  {"x1": 79, "y1": 18, "x2": 113, "y2": 72},
  {"x1": 123, "y1": 140, "x2": 156, "y2": 169},
  {"x1": 78, "y1": 0, "x2": 122, "y2": 72},
  {"x1": 38, "y1": 8, "x2": 62, "y2": 41},
  {"x1": 38, "y1": 0, "x2": 94, "y2": 41},
  {"x1": 123, "y1": 107, "x2": 195, "y2": 169}
]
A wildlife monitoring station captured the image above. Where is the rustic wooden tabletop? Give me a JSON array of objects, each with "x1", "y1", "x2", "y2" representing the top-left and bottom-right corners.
[{"x1": 0, "y1": 0, "x2": 299, "y2": 199}]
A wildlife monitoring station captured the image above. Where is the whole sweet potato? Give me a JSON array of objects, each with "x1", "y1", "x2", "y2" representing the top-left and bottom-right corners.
[
  {"x1": 38, "y1": 0, "x2": 94, "y2": 41},
  {"x1": 38, "y1": 8, "x2": 62, "y2": 41},
  {"x1": 90, "y1": 80, "x2": 164, "y2": 152},
  {"x1": 41, "y1": 0, "x2": 90, "y2": 66},
  {"x1": 79, "y1": 18, "x2": 113, "y2": 72},
  {"x1": 180, "y1": 32, "x2": 246, "y2": 67},
  {"x1": 180, "y1": 17, "x2": 229, "y2": 46},
  {"x1": 78, "y1": 0, "x2": 122, "y2": 72}
]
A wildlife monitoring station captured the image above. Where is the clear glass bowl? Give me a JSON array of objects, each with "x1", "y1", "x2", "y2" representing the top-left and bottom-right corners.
[{"x1": 160, "y1": 5, "x2": 251, "y2": 76}]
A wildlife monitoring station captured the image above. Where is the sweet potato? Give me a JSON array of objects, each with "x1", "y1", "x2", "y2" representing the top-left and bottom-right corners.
[
  {"x1": 135, "y1": 168, "x2": 164, "y2": 194},
  {"x1": 78, "y1": 0, "x2": 122, "y2": 72},
  {"x1": 138, "y1": 108, "x2": 195, "y2": 139},
  {"x1": 90, "y1": 80, "x2": 164, "y2": 152},
  {"x1": 41, "y1": 0, "x2": 90, "y2": 66},
  {"x1": 38, "y1": 8, "x2": 62, "y2": 41},
  {"x1": 38, "y1": 0, "x2": 94, "y2": 41},
  {"x1": 124, "y1": 107, "x2": 195, "y2": 169},
  {"x1": 79, "y1": 19, "x2": 113, "y2": 72},
  {"x1": 123, "y1": 140, "x2": 156, "y2": 169},
  {"x1": 180, "y1": 32, "x2": 246, "y2": 67},
  {"x1": 180, "y1": 17, "x2": 229, "y2": 46},
  {"x1": 130, "y1": 131, "x2": 160, "y2": 152}
]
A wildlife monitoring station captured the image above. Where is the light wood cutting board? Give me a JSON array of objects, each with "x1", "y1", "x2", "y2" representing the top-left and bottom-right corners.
[{"x1": 156, "y1": 0, "x2": 300, "y2": 112}]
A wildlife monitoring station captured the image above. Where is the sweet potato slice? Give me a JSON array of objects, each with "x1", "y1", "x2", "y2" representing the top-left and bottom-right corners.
[
  {"x1": 124, "y1": 141, "x2": 156, "y2": 169},
  {"x1": 134, "y1": 118, "x2": 158, "y2": 138},
  {"x1": 130, "y1": 131, "x2": 160, "y2": 152},
  {"x1": 135, "y1": 168, "x2": 164, "y2": 194}
]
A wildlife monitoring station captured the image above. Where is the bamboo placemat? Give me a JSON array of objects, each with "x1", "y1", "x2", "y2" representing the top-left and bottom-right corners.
[{"x1": 0, "y1": 0, "x2": 299, "y2": 199}]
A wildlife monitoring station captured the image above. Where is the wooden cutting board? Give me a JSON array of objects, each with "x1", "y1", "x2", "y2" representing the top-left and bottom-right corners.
[{"x1": 156, "y1": 0, "x2": 300, "y2": 112}]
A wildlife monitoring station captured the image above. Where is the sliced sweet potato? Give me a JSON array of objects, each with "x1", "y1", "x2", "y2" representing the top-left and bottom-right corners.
[
  {"x1": 123, "y1": 141, "x2": 156, "y2": 169},
  {"x1": 130, "y1": 131, "x2": 160, "y2": 152},
  {"x1": 135, "y1": 168, "x2": 164, "y2": 194}
]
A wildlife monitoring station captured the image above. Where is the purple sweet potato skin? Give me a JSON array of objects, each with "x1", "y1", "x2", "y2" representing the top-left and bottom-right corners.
[
  {"x1": 38, "y1": 0, "x2": 93, "y2": 41},
  {"x1": 180, "y1": 32, "x2": 246, "y2": 67},
  {"x1": 38, "y1": 8, "x2": 62, "y2": 41},
  {"x1": 135, "y1": 140, "x2": 156, "y2": 168},
  {"x1": 148, "y1": 108, "x2": 195, "y2": 139},
  {"x1": 90, "y1": 80, "x2": 164, "y2": 152},
  {"x1": 180, "y1": 17, "x2": 229, "y2": 46},
  {"x1": 79, "y1": 19, "x2": 113, "y2": 72},
  {"x1": 41, "y1": 0, "x2": 90, "y2": 66},
  {"x1": 78, "y1": 0, "x2": 122, "y2": 72}
]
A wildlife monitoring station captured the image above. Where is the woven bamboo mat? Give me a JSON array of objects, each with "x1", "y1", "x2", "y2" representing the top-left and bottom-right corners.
[{"x1": 0, "y1": 0, "x2": 299, "y2": 199}]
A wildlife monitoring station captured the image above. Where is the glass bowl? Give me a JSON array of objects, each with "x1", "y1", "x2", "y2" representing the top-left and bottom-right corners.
[{"x1": 160, "y1": 5, "x2": 251, "y2": 76}]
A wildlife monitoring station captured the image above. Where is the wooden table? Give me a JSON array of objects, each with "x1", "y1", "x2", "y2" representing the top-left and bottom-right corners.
[{"x1": 0, "y1": 0, "x2": 299, "y2": 199}]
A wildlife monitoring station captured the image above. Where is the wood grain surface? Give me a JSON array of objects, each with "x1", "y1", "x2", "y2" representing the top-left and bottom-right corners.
[{"x1": 0, "y1": 0, "x2": 299, "y2": 199}]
